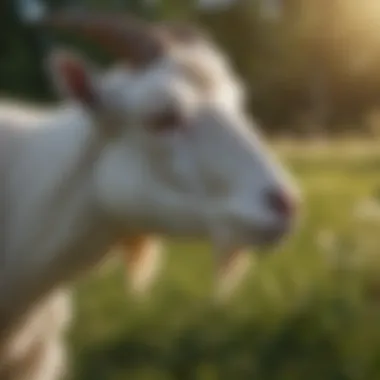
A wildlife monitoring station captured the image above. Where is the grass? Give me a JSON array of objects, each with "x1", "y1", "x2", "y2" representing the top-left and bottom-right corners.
[{"x1": 69, "y1": 143, "x2": 380, "y2": 380}]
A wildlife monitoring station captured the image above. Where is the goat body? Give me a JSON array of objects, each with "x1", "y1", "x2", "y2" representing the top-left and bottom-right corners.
[{"x1": 0, "y1": 101, "x2": 119, "y2": 379}]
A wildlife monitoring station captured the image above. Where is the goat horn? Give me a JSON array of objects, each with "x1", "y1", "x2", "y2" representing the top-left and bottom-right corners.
[{"x1": 38, "y1": 11, "x2": 167, "y2": 67}]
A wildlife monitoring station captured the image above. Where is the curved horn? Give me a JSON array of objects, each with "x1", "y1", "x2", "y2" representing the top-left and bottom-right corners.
[{"x1": 38, "y1": 11, "x2": 167, "y2": 67}]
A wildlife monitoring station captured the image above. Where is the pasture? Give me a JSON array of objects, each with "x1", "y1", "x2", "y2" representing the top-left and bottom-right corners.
[{"x1": 69, "y1": 141, "x2": 380, "y2": 380}]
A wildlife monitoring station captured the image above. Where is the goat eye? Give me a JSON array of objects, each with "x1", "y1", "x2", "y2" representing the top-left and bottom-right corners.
[{"x1": 149, "y1": 109, "x2": 183, "y2": 132}]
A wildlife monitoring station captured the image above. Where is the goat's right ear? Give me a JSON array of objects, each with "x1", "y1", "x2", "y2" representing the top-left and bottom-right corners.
[{"x1": 47, "y1": 49, "x2": 100, "y2": 109}]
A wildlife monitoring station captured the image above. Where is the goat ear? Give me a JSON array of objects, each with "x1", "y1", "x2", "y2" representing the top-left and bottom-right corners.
[{"x1": 47, "y1": 49, "x2": 99, "y2": 108}]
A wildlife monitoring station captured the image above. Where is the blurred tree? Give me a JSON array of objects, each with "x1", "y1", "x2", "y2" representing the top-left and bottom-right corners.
[{"x1": 0, "y1": 0, "x2": 51, "y2": 101}]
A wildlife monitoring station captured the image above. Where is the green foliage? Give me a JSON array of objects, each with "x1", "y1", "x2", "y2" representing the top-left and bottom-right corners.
[{"x1": 68, "y1": 145, "x2": 380, "y2": 380}]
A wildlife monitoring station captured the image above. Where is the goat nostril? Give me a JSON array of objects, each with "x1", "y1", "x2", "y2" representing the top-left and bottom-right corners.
[{"x1": 266, "y1": 190, "x2": 296, "y2": 219}]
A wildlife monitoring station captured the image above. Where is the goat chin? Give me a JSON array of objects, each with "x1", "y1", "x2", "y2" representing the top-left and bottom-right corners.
[{"x1": 121, "y1": 241, "x2": 253, "y2": 303}]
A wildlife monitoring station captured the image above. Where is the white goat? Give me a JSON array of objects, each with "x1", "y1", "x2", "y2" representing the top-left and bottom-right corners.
[{"x1": 0, "y1": 12, "x2": 300, "y2": 380}]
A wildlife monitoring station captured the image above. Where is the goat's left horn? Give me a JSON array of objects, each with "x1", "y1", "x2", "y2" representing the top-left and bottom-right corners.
[{"x1": 37, "y1": 11, "x2": 168, "y2": 67}]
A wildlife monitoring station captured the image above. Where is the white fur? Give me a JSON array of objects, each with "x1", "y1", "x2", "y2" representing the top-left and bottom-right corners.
[{"x1": 0, "y1": 31, "x2": 299, "y2": 380}]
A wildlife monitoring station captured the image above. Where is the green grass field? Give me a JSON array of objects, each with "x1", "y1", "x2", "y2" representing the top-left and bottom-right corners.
[{"x1": 69, "y1": 143, "x2": 380, "y2": 380}]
